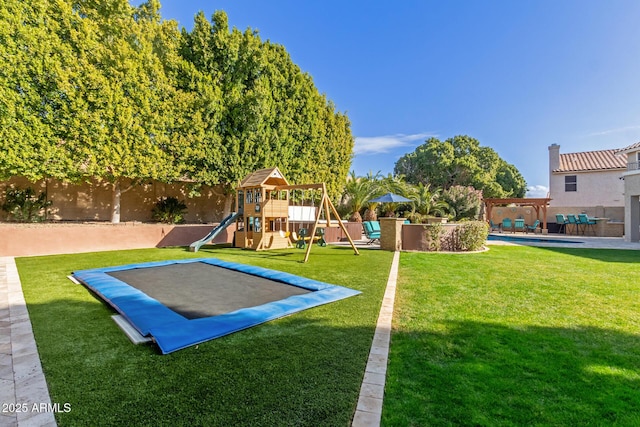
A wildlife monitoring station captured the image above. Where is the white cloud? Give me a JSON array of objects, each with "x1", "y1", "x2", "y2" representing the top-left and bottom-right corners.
[
  {"x1": 583, "y1": 125, "x2": 640, "y2": 138},
  {"x1": 354, "y1": 132, "x2": 436, "y2": 155},
  {"x1": 526, "y1": 185, "x2": 549, "y2": 198}
]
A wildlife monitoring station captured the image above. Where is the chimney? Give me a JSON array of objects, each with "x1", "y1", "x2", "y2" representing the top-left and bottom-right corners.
[{"x1": 548, "y1": 144, "x2": 560, "y2": 173}]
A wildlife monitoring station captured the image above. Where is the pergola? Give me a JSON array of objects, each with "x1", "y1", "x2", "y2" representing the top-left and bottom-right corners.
[{"x1": 484, "y1": 198, "x2": 552, "y2": 232}]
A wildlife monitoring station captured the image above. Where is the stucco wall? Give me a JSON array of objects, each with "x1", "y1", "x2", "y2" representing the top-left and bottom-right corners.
[
  {"x1": 622, "y1": 171, "x2": 640, "y2": 241},
  {"x1": 0, "y1": 177, "x2": 228, "y2": 223},
  {"x1": 549, "y1": 170, "x2": 624, "y2": 208},
  {"x1": 0, "y1": 222, "x2": 235, "y2": 257},
  {"x1": 489, "y1": 206, "x2": 539, "y2": 226},
  {"x1": 546, "y1": 206, "x2": 624, "y2": 222}
]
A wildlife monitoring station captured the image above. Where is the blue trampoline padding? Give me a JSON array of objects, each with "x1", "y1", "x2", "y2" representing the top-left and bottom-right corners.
[{"x1": 72, "y1": 258, "x2": 361, "y2": 354}]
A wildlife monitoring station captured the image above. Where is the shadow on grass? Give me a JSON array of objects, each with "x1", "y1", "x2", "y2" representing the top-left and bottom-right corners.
[
  {"x1": 384, "y1": 320, "x2": 640, "y2": 426},
  {"x1": 197, "y1": 244, "x2": 366, "y2": 263},
  {"x1": 17, "y1": 246, "x2": 395, "y2": 426},
  {"x1": 27, "y1": 295, "x2": 377, "y2": 427}
]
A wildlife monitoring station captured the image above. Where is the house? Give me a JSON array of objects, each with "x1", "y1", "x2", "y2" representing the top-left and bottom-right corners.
[
  {"x1": 615, "y1": 142, "x2": 640, "y2": 242},
  {"x1": 548, "y1": 144, "x2": 626, "y2": 223}
]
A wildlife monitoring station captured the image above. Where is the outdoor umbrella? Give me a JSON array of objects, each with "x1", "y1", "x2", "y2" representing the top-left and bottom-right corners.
[{"x1": 368, "y1": 192, "x2": 411, "y2": 203}]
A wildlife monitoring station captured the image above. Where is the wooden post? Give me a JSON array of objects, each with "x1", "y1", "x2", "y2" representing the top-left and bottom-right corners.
[
  {"x1": 302, "y1": 184, "x2": 360, "y2": 263},
  {"x1": 327, "y1": 197, "x2": 359, "y2": 256},
  {"x1": 303, "y1": 193, "x2": 325, "y2": 263}
]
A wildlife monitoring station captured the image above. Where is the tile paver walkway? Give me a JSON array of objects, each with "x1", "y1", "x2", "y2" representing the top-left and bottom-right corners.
[
  {"x1": 352, "y1": 250, "x2": 400, "y2": 427},
  {"x1": 0, "y1": 257, "x2": 56, "y2": 427}
]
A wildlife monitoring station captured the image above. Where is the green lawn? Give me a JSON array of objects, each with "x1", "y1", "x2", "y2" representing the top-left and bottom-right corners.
[
  {"x1": 17, "y1": 246, "x2": 394, "y2": 426},
  {"x1": 384, "y1": 245, "x2": 640, "y2": 426},
  {"x1": 17, "y1": 245, "x2": 640, "y2": 425}
]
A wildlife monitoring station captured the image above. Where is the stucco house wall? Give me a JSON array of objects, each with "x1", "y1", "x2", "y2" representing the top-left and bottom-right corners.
[
  {"x1": 548, "y1": 169, "x2": 624, "y2": 207},
  {"x1": 617, "y1": 143, "x2": 640, "y2": 242},
  {"x1": 548, "y1": 144, "x2": 625, "y2": 222}
]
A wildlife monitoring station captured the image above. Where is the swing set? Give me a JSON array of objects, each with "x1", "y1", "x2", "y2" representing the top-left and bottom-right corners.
[{"x1": 234, "y1": 168, "x2": 359, "y2": 262}]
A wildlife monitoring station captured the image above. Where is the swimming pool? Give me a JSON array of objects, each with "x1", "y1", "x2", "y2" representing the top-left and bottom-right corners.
[{"x1": 487, "y1": 234, "x2": 583, "y2": 244}]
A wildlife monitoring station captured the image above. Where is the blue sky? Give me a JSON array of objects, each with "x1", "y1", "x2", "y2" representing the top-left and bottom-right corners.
[{"x1": 140, "y1": 0, "x2": 640, "y2": 197}]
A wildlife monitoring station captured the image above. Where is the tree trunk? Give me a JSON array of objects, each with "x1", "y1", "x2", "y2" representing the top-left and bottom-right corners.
[
  {"x1": 349, "y1": 211, "x2": 362, "y2": 223},
  {"x1": 222, "y1": 192, "x2": 234, "y2": 219},
  {"x1": 363, "y1": 208, "x2": 377, "y2": 222},
  {"x1": 111, "y1": 180, "x2": 121, "y2": 224}
]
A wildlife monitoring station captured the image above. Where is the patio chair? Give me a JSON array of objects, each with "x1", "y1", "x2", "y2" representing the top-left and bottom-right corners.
[
  {"x1": 363, "y1": 221, "x2": 381, "y2": 245},
  {"x1": 514, "y1": 218, "x2": 525, "y2": 233},
  {"x1": 502, "y1": 218, "x2": 513, "y2": 233},
  {"x1": 555, "y1": 214, "x2": 568, "y2": 234},
  {"x1": 489, "y1": 220, "x2": 502, "y2": 232},
  {"x1": 566, "y1": 214, "x2": 581, "y2": 235},
  {"x1": 525, "y1": 219, "x2": 540, "y2": 234},
  {"x1": 578, "y1": 214, "x2": 596, "y2": 236}
]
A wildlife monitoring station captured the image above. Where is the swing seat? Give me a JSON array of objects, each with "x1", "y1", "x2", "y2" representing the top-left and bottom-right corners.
[
  {"x1": 316, "y1": 227, "x2": 327, "y2": 247},
  {"x1": 295, "y1": 229, "x2": 307, "y2": 249}
]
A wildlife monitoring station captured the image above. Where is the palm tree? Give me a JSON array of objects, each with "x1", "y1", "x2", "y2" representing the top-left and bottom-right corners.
[
  {"x1": 342, "y1": 171, "x2": 378, "y2": 222},
  {"x1": 378, "y1": 173, "x2": 412, "y2": 217},
  {"x1": 408, "y1": 183, "x2": 449, "y2": 221},
  {"x1": 362, "y1": 170, "x2": 383, "y2": 221}
]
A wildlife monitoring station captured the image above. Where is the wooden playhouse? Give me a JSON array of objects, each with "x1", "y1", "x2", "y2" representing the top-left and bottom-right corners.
[
  {"x1": 234, "y1": 167, "x2": 292, "y2": 250},
  {"x1": 233, "y1": 167, "x2": 359, "y2": 261}
]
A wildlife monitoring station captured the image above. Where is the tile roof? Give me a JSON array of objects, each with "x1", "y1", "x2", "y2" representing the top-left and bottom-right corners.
[
  {"x1": 555, "y1": 149, "x2": 626, "y2": 172},
  {"x1": 615, "y1": 141, "x2": 640, "y2": 154}
]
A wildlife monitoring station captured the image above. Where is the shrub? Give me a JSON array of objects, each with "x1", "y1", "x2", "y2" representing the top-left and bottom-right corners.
[
  {"x1": 423, "y1": 223, "x2": 443, "y2": 252},
  {"x1": 152, "y1": 197, "x2": 188, "y2": 223},
  {"x1": 442, "y1": 185, "x2": 483, "y2": 221},
  {"x1": 1, "y1": 187, "x2": 52, "y2": 222},
  {"x1": 453, "y1": 221, "x2": 488, "y2": 251}
]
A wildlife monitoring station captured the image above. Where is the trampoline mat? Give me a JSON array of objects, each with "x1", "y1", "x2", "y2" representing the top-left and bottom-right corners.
[{"x1": 107, "y1": 262, "x2": 311, "y2": 319}]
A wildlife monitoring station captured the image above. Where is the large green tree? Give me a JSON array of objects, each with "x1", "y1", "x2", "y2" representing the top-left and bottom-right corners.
[
  {"x1": 64, "y1": 0, "x2": 190, "y2": 222},
  {"x1": 1, "y1": 3, "x2": 354, "y2": 222},
  {"x1": 181, "y1": 11, "x2": 353, "y2": 215},
  {"x1": 0, "y1": 0, "x2": 192, "y2": 222},
  {"x1": 0, "y1": 0, "x2": 76, "y2": 181},
  {"x1": 394, "y1": 135, "x2": 527, "y2": 198}
]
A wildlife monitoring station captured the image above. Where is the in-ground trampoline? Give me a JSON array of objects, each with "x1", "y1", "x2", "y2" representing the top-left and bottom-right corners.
[{"x1": 72, "y1": 258, "x2": 360, "y2": 354}]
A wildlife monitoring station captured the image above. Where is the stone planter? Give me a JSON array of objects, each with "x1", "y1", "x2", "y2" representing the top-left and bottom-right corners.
[{"x1": 424, "y1": 216, "x2": 448, "y2": 224}]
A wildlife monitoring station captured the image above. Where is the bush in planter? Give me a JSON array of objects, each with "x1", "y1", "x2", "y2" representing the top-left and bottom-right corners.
[
  {"x1": 453, "y1": 220, "x2": 488, "y2": 251},
  {"x1": 442, "y1": 185, "x2": 483, "y2": 221},
  {"x1": 423, "y1": 223, "x2": 443, "y2": 251},
  {"x1": 152, "y1": 197, "x2": 188, "y2": 223},
  {"x1": 1, "y1": 187, "x2": 52, "y2": 222}
]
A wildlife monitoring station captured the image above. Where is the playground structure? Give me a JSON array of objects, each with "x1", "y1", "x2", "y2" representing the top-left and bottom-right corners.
[{"x1": 191, "y1": 168, "x2": 359, "y2": 262}]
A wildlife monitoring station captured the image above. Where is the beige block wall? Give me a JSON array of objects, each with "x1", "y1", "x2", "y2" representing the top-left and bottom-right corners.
[
  {"x1": 488, "y1": 205, "x2": 625, "y2": 229},
  {"x1": 0, "y1": 177, "x2": 228, "y2": 223}
]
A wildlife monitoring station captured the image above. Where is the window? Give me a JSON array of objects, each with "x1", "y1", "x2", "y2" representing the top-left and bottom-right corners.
[{"x1": 565, "y1": 175, "x2": 577, "y2": 192}]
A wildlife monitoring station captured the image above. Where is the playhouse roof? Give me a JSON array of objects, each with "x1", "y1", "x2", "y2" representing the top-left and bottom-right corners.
[{"x1": 239, "y1": 167, "x2": 289, "y2": 188}]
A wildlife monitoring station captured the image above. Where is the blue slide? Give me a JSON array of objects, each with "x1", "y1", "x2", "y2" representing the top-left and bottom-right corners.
[{"x1": 189, "y1": 212, "x2": 240, "y2": 252}]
